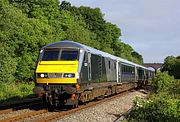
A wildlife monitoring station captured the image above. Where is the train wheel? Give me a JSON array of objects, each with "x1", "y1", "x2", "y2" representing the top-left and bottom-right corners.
[
  {"x1": 73, "y1": 103, "x2": 79, "y2": 108},
  {"x1": 72, "y1": 94, "x2": 79, "y2": 108}
]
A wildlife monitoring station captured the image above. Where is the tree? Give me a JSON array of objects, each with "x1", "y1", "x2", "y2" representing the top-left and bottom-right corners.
[
  {"x1": 131, "y1": 51, "x2": 143, "y2": 64},
  {"x1": 0, "y1": 0, "x2": 53, "y2": 82},
  {"x1": 9, "y1": 0, "x2": 65, "y2": 42},
  {"x1": 10, "y1": 0, "x2": 60, "y2": 20},
  {"x1": 162, "y1": 56, "x2": 180, "y2": 79},
  {"x1": 59, "y1": 10, "x2": 99, "y2": 48}
]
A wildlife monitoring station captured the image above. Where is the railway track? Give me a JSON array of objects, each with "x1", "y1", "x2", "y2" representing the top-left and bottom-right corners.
[
  {"x1": 0, "y1": 89, "x2": 147, "y2": 122},
  {"x1": 0, "y1": 109, "x2": 48, "y2": 122},
  {"x1": 0, "y1": 97, "x2": 45, "y2": 122},
  {"x1": 0, "y1": 97, "x2": 42, "y2": 110},
  {"x1": 0, "y1": 89, "x2": 137, "y2": 122},
  {"x1": 0, "y1": 100, "x2": 44, "y2": 114},
  {"x1": 35, "y1": 90, "x2": 133, "y2": 122}
]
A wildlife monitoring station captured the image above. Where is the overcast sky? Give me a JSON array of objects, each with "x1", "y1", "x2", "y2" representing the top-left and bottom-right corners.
[{"x1": 65, "y1": 0, "x2": 180, "y2": 63}]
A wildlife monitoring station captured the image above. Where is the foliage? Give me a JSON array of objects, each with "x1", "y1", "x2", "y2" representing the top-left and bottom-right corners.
[
  {"x1": 129, "y1": 95, "x2": 180, "y2": 122},
  {"x1": 113, "y1": 41, "x2": 143, "y2": 64},
  {"x1": 0, "y1": 0, "x2": 53, "y2": 82},
  {"x1": 128, "y1": 72, "x2": 180, "y2": 122},
  {"x1": 0, "y1": 43, "x2": 17, "y2": 82},
  {"x1": 152, "y1": 72, "x2": 174, "y2": 93},
  {"x1": 9, "y1": 0, "x2": 60, "y2": 20},
  {"x1": 0, "y1": 81, "x2": 34, "y2": 101},
  {"x1": 131, "y1": 51, "x2": 143, "y2": 64},
  {"x1": 162, "y1": 56, "x2": 180, "y2": 79},
  {"x1": 59, "y1": 10, "x2": 98, "y2": 48}
]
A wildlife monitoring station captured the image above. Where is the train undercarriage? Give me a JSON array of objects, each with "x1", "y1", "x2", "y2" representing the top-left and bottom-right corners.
[{"x1": 33, "y1": 82, "x2": 138, "y2": 108}]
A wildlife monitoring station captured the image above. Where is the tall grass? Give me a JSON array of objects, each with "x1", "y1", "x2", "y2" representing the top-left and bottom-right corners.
[{"x1": 0, "y1": 81, "x2": 34, "y2": 101}]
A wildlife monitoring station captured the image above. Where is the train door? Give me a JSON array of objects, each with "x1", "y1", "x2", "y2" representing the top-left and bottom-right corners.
[
  {"x1": 135, "y1": 67, "x2": 138, "y2": 82},
  {"x1": 118, "y1": 62, "x2": 121, "y2": 82},
  {"x1": 98, "y1": 55, "x2": 102, "y2": 80},
  {"x1": 87, "y1": 52, "x2": 91, "y2": 81}
]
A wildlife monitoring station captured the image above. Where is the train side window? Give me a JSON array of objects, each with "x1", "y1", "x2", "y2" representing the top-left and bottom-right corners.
[{"x1": 122, "y1": 65, "x2": 124, "y2": 72}]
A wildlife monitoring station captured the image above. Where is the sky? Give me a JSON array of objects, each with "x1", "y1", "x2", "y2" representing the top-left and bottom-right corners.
[{"x1": 64, "y1": 0, "x2": 180, "y2": 63}]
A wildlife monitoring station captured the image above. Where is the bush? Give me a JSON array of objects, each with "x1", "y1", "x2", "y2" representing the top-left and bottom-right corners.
[
  {"x1": 128, "y1": 72, "x2": 180, "y2": 122},
  {"x1": 129, "y1": 95, "x2": 180, "y2": 122},
  {"x1": 152, "y1": 72, "x2": 174, "y2": 93},
  {"x1": 168, "y1": 80, "x2": 180, "y2": 99}
]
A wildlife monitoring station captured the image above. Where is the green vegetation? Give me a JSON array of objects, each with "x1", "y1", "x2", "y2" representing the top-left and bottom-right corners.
[
  {"x1": 0, "y1": 82, "x2": 34, "y2": 101},
  {"x1": 162, "y1": 56, "x2": 180, "y2": 79},
  {"x1": 127, "y1": 56, "x2": 180, "y2": 122},
  {"x1": 128, "y1": 72, "x2": 180, "y2": 122}
]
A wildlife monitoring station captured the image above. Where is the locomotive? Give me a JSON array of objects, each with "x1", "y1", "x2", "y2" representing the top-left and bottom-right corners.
[{"x1": 33, "y1": 40, "x2": 154, "y2": 107}]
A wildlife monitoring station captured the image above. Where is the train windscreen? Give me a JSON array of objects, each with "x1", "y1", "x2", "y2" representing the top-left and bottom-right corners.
[
  {"x1": 61, "y1": 50, "x2": 78, "y2": 60},
  {"x1": 41, "y1": 49, "x2": 79, "y2": 61},
  {"x1": 42, "y1": 50, "x2": 59, "y2": 61}
]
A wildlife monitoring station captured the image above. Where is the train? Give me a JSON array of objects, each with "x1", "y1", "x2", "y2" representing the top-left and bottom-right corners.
[{"x1": 33, "y1": 40, "x2": 154, "y2": 107}]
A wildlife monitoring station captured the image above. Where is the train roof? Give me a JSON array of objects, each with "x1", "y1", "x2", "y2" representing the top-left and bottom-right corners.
[{"x1": 43, "y1": 40, "x2": 152, "y2": 71}]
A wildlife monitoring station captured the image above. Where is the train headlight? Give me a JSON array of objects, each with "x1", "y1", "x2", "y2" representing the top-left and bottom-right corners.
[
  {"x1": 40, "y1": 74, "x2": 45, "y2": 78},
  {"x1": 37, "y1": 73, "x2": 48, "y2": 78},
  {"x1": 63, "y1": 73, "x2": 75, "y2": 78}
]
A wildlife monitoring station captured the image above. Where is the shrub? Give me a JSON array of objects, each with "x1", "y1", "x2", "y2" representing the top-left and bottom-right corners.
[
  {"x1": 152, "y1": 72, "x2": 174, "y2": 93},
  {"x1": 128, "y1": 72, "x2": 180, "y2": 122},
  {"x1": 129, "y1": 95, "x2": 180, "y2": 122},
  {"x1": 168, "y1": 80, "x2": 180, "y2": 99}
]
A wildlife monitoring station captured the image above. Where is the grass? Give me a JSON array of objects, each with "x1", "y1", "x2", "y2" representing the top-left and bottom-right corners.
[{"x1": 0, "y1": 81, "x2": 35, "y2": 102}]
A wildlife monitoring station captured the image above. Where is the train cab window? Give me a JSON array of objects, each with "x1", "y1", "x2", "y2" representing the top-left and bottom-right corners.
[
  {"x1": 42, "y1": 48, "x2": 79, "y2": 61},
  {"x1": 42, "y1": 50, "x2": 59, "y2": 61},
  {"x1": 60, "y1": 50, "x2": 79, "y2": 60}
]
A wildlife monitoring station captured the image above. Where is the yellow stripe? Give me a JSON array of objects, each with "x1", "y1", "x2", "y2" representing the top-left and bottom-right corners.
[
  {"x1": 36, "y1": 78, "x2": 77, "y2": 84},
  {"x1": 36, "y1": 61, "x2": 78, "y2": 73},
  {"x1": 39, "y1": 61, "x2": 78, "y2": 65}
]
